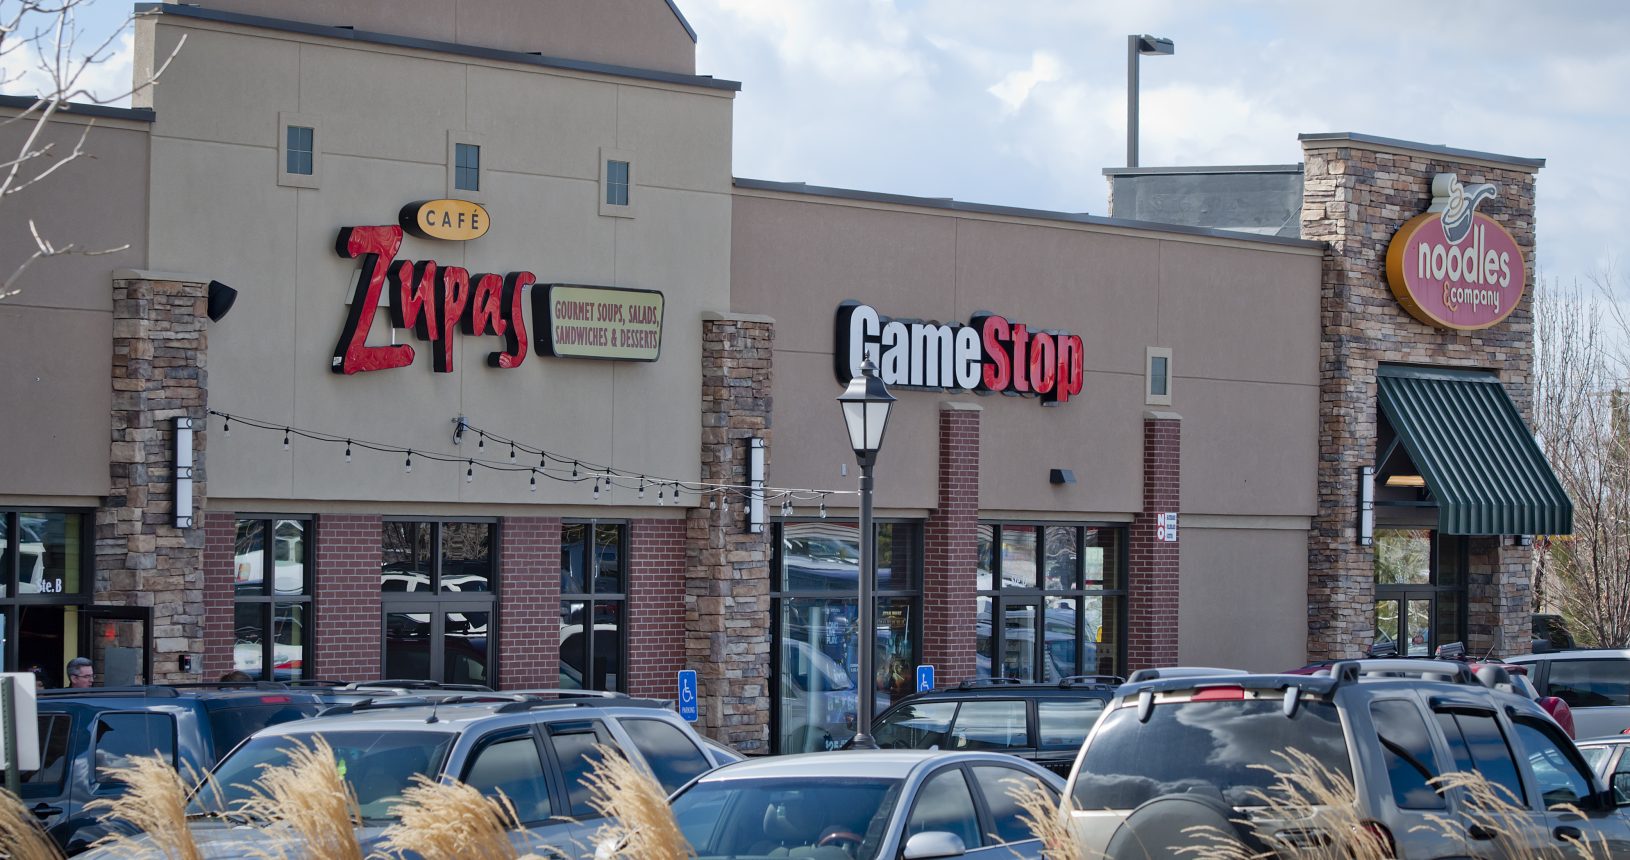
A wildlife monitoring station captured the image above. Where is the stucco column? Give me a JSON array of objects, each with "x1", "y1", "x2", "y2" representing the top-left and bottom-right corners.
[
  {"x1": 922, "y1": 402, "x2": 981, "y2": 685},
  {"x1": 99, "y1": 275, "x2": 209, "y2": 683},
  {"x1": 1127, "y1": 411, "x2": 1181, "y2": 670},
  {"x1": 686, "y1": 312, "x2": 773, "y2": 753}
]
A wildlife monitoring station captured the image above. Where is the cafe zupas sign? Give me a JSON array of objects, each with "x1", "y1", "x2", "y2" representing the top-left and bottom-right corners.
[
  {"x1": 1384, "y1": 173, "x2": 1526, "y2": 331},
  {"x1": 331, "y1": 199, "x2": 664, "y2": 375}
]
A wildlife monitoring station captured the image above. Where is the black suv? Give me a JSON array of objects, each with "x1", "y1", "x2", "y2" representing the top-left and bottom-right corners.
[
  {"x1": 867, "y1": 676, "x2": 1122, "y2": 775},
  {"x1": 25, "y1": 684, "x2": 331, "y2": 854}
]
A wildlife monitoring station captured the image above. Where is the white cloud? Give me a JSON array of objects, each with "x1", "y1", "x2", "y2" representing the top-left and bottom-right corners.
[{"x1": 988, "y1": 51, "x2": 1063, "y2": 113}]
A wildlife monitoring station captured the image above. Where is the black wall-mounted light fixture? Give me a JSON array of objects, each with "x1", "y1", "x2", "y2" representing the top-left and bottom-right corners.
[
  {"x1": 1049, "y1": 468, "x2": 1077, "y2": 485},
  {"x1": 206, "y1": 280, "x2": 239, "y2": 322}
]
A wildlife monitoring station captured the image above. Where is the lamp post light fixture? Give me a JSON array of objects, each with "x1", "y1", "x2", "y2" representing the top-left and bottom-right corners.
[
  {"x1": 837, "y1": 358, "x2": 895, "y2": 750},
  {"x1": 1126, "y1": 34, "x2": 1174, "y2": 168}
]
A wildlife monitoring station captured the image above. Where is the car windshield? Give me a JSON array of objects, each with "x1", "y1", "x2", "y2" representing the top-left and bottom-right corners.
[
  {"x1": 1072, "y1": 698, "x2": 1352, "y2": 810},
  {"x1": 205, "y1": 702, "x2": 324, "y2": 761},
  {"x1": 673, "y1": 776, "x2": 902, "y2": 860},
  {"x1": 189, "y1": 731, "x2": 454, "y2": 824}
]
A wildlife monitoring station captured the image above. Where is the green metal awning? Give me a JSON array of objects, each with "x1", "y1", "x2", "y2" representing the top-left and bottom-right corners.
[{"x1": 1377, "y1": 365, "x2": 1572, "y2": 536}]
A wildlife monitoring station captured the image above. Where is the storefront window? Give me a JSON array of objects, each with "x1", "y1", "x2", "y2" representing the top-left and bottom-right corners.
[
  {"x1": 560, "y1": 522, "x2": 625, "y2": 691},
  {"x1": 1, "y1": 511, "x2": 92, "y2": 681},
  {"x1": 1373, "y1": 529, "x2": 1465, "y2": 656},
  {"x1": 381, "y1": 520, "x2": 495, "y2": 684},
  {"x1": 234, "y1": 518, "x2": 313, "y2": 680},
  {"x1": 978, "y1": 523, "x2": 1125, "y2": 682},
  {"x1": 773, "y1": 521, "x2": 921, "y2": 754}
]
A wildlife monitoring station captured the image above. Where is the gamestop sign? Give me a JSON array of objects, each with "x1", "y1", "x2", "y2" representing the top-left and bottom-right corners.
[
  {"x1": 1384, "y1": 173, "x2": 1526, "y2": 331},
  {"x1": 834, "y1": 302, "x2": 1084, "y2": 405}
]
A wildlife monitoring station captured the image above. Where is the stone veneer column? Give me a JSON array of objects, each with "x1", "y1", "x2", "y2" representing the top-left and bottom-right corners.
[
  {"x1": 1127, "y1": 412, "x2": 1181, "y2": 670},
  {"x1": 921, "y1": 402, "x2": 981, "y2": 684},
  {"x1": 686, "y1": 313, "x2": 773, "y2": 753},
  {"x1": 99, "y1": 276, "x2": 209, "y2": 683},
  {"x1": 1302, "y1": 139, "x2": 1538, "y2": 660},
  {"x1": 497, "y1": 516, "x2": 560, "y2": 689}
]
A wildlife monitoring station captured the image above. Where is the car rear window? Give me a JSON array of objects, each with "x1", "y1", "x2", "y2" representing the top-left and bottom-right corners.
[
  {"x1": 1038, "y1": 698, "x2": 1106, "y2": 748},
  {"x1": 1545, "y1": 660, "x2": 1630, "y2": 708},
  {"x1": 207, "y1": 701, "x2": 323, "y2": 761},
  {"x1": 1071, "y1": 698, "x2": 1350, "y2": 810}
]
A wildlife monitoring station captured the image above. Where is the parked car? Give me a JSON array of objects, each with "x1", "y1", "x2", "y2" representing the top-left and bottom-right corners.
[
  {"x1": 77, "y1": 692, "x2": 732, "y2": 859},
  {"x1": 669, "y1": 750, "x2": 1064, "y2": 859},
  {"x1": 866, "y1": 676, "x2": 1120, "y2": 776},
  {"x1": 26, "y1": 684, "x2": 330, "y2": 854},
  {"x1": 1063, "y1": 661, "x2": 1628, "y2": 858},
  {"x1": 1534, "y1": 613, "x2": 1577, "y2": 652},
  {"x1": 1506, "y1": 649, "x2": 1630, "y2": 738},
  {"x1": 1576, "y1": 737, "x2": 1630, "y2": 804}
]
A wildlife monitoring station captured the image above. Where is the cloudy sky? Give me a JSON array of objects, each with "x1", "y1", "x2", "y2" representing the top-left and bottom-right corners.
[{"x1": 14, "y1": 0, "x2": 1628, "y2": 288}]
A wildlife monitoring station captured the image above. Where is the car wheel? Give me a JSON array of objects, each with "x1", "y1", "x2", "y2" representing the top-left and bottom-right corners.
[{"x1": 1104, "y1": 792, "x2": 1260, "y2": 859}]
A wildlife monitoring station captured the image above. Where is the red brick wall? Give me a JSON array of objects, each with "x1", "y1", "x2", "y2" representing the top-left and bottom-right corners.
[
  {"x1": 497, "y1": 516, "x2": 560, "y2": 690},
  {"x1": 314, "y1": 514, "x2": 383, "y2": 681},
  {"x1": 627, "y1": 518, "x2": 688, "y2": 699},
  {"x1": 922, "y1": 403, "x2": 981, "y2": 686},
  {"x1": 202, "y1": 511, "x2": 236, "y2": 678},
  {"x1": 1127, "y1": 415, "x2": 1181, "y2": 670}
]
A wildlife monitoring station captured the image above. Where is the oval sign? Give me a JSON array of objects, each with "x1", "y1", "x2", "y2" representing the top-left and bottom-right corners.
[
  {"x1": 398, "y1": 199, "x2": 490, "y2": 242},
  {"x1": 1384, "y1": 211, "x2": 1525, "y2": 331}
]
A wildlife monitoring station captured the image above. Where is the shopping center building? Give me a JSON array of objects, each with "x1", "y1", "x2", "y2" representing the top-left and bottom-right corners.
[{"x1": 0, "y1": 0, "x2": 1568, "y2": 753}]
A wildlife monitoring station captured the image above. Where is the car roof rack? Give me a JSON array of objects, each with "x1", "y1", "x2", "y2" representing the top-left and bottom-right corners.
[
  {"x1": 1124, "y1": 667, "x2": 1245, "y2": 684},
  {"x1": 500, "y1": 689, "x2": 631, "y2": 700},
  {"x1": 492, "y1": 694, "x2": 670, "y2": 714},
  {"x1": 957, "y1": 677, "x2": 1026, "y2": 690},
  {"x1": 1059, "y1": 675, "x2": 1124, "y2": 689},
  {"x1": 338, "y1": 680, "x2": 496, "y2": 692},
  {"x1": 167, "y1": 681, "x2": 291, "y2": 691},
  {"x1": 39, "y1": 685, "x2": 181, "y2": 698},
  {"x1": 1328, "y1": 659, "x2": 1483, "y2": 687}
]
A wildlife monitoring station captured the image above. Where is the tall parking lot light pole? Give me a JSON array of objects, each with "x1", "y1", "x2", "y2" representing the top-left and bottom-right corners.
[
  {"x1": 1127, "y1": 34, "x2": 1175, "y2": 168},
  {"x1": 838, "y1": 358, "x2": 895, "y2": 750}
]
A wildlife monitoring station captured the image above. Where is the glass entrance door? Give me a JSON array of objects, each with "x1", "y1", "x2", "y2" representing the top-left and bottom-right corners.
[
  {"x1": 383, "y1": 602, "x2": 491, "y2": 685},
  {"x1": 1375, "y1": 593, "x2": 1435, "y2": 657},
  {"x1": 77, "y1": 606, "x2": 151, "y2": 686}
]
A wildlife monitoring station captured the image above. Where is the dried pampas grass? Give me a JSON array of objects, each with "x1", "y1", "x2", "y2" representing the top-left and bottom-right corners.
[
  {"x1": 0, "y1": 789, "x2": 64, "y2": 860},
  {"x1": 1006, "y1": 774, "x2": 1082, "y2": 860},
  {"x1": 235, "y1": 736, "x2": 364, "y2": 860},
  {"x1": 376, "y1": 775, "x2": 530, "y2": 860},
  {"x1": 86, "y1": 755, "x2": 202, "y2": 860},
  {"x1": 582, "y1": 744, "x2": 692, "y2": 860}
]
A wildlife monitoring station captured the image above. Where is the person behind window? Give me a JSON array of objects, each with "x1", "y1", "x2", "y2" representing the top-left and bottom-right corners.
[
  {"x1": 66, "y1": 656, "x2": 94, "y2": 688},
  {"x1": 219, "y1": 670, "x2": 253, "y2": 683}
]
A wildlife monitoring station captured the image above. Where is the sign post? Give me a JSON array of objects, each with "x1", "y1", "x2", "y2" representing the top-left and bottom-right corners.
[
  {"x1": 0, "y1": 673, "x2": 39, "y2": 794},
  {"x1": 677, "y1": 669, "x2": 698, "y2": 723}
]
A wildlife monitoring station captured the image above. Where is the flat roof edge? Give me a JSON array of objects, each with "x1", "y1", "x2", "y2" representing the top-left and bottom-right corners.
[
  {"x1": 0, "y1": 93, "x2": 154, "y2": 122},
  {"x1": 1298, "y1": 132, "x2": 1544, "y2": 169},
  {"x1": 1102, "y1": 164, "x2": 1304, "y2": 177},
  {"x1": 137, "y1": 3, "x2": 740, "y2": 92},
  {"x1": 732, "y1": 177, "x2": 1326, "y2": 250}
]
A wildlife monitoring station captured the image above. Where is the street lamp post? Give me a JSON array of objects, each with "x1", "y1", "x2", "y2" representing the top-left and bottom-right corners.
[
  {"x1": 1126, "y1": 34, "x2": 1175, "y2": 168},
  {"x1": 837, "y1": 358, "x2": 895, "y2": 750}
]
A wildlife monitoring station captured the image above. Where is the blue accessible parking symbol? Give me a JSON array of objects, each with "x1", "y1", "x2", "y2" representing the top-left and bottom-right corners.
[
  {"x1": 916, "y1": 664, "x2": 934, "y2": 693},
  {"x1": 678, "y1": 669, "x2": 698, "y2": 722}
]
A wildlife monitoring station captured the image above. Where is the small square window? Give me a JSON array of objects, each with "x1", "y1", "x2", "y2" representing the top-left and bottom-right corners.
[
  {"x1": 606, "y1": 160, "x2": 630, "y2": 206},
  {"x1": 1150, "y1": 356, "x2": 1168, "y2": 396},
  {"x1": 286, "y1": 126, "x2": 314, "y2": 176},
  {"x1": 1146, "y1": 346, "x2": 1173, "y2": 406},
  {"x1": 455, "y1": 143, "x2": 480, "y2": 192}
]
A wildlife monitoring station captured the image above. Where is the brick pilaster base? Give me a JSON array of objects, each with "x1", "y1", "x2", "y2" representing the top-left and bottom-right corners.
[
  {"x1": 202, "y1": 512, "x2": 236, "y2": 677},
  {"x1": 1127, "y1": 413, "x2": 1181, "y2": 670},
  {"x1": 313, "y1": 514, "x2": 383, "y2": 681},
  {"x1": 628, "y1": 518, "x2": 687, "y2": 699},
  {"x1": 497, "y1": 516, "x2": 560, "y2": 689},
  {"x1": 922, "y1": 402, "x2": 981, "y2": 686}
]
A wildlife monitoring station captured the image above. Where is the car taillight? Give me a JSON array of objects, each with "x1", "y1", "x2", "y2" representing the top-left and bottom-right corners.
[
  {"x1": 259, "y1": 695, "x2": 291, "y2": 704},
  {"x1": 1359, "y1": 821, "x2": 1396, "y2": 858},
  {"x1": 1190, "y1": 687, "x2": 1245, "y2": 701}
]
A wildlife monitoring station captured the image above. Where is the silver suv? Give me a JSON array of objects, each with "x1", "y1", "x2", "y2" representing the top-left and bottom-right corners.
[
  {"x1": 79, "y1": 692, "x2": 734, "y2": 859},
  {"x1": 1063, "y1": 661, "x2": 1630, "y2": 858},
  {"x1": 1506, "y1": 650, "x2": 1630, "y2": 738}
]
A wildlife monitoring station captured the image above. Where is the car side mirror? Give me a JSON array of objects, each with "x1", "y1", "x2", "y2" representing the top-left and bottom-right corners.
[{"x1": 902, "y1": 831, "x2": 966, "y2": 859}]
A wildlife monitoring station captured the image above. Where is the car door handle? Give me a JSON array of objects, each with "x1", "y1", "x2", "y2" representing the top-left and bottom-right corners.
[
  {"x1": 30, "y1": 803, "x2": 62, "y2": 819},
  {"x1": 1554, "y1": 825, "x2": 1584, "y2": 842},
  {"x1": 1467, "y1": 824, "x2": 1497, "y2": 841}
]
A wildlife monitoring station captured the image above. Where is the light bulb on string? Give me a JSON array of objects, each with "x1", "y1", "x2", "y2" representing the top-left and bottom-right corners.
[
  {"x1": 572, "y1": 461, "x2": 580, "y2": 478},
  {"x1": 283, "y1": 428, "x2": 291, "y2": 450},
  {"x1": 222, "y1": 415, "x2": 231, "y2": 436},
  {"x1": 404, "y1": 451, "x2": 413, "y2": 474},
  {"x1": 819, "y1": 499, "x2": 828, "y2": 519},
  {"x1": 530, "y1": 470, "x2": 538, "y2": 493},
  {"x1": 344, "y1": 440, "x2": 352, "y2": 463},
  {"x1": 639, "y1": 477, "x2": 646, "y2": 500},
  {"x1": 709, "y1": 493, "x2": 717, "y2": 511},
  {"x1": 592, "y1": 477, "x2": 600, "y2": 500},
  {"x1": 509, "y1": 442, "x2": 516, "y2": 463},
  {"x1": 466, "y1": 460, "x2": 475, "y2": 483},
  {"x1": 477, "y1": 432, "x2": 485, "y2": 452}
]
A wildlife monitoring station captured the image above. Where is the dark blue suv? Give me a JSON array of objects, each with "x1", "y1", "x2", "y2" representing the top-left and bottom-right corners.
[{"x1": 24, "y1": 684, "x2": 328, "y2": 854}]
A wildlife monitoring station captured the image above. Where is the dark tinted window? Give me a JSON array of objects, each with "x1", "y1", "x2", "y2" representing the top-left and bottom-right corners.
[
  {"x1": 1512, "y1": 718, "x2": 1594, "y2": 809},
  {"x1": 972, "y1": 765, "x2": 1054, "y2": 845},
  {"x1": 207, "y1": 702, "x2": 322, "y2": 761},
  {"x1": 673, "y1": 777, "x2": 900, "y2": 860},
  {"x1": 905, "y1": 768, "x2": 980, "y2": 848},
  {"x1": 1434, "y1": 710, "x2": 1525, "y2": 806},
  {"x1": 619, "y1": 718, "x2": 710, "y2": 794},
  {"x1": 1545, "y1": 660, "x2": 1630, "y2": 708},
  {"x1": 94, "y1": 713, "x2": 177, "y2": 783},
  {"x1": 1038, "y1": 699, "x2": 1106, "y2": 748},
  {"x1": 549, "y1": 722, "x2": 614, "y2": 818},
  {"x1": 950, "y1": 700, "x2": 1027, "y2": 750},
  {"x1": 463, "y1": 734, "x2": 551, "y2": 823},
  {"x1": 22, "y1": 714, "x2": 70, "y2": 787},
  {"x1": 875, "y1": 702, "x2": 957, "y2": 750},
  {"x1": 1072, "y1": 699, "x2": 1351, "y2": 810},
  {"x1": 1370, "y1": 699, "x2": 1445, "y2": 810}
]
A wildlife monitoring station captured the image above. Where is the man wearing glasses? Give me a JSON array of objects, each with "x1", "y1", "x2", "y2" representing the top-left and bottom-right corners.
[{"x1": 65, "y1": 656, "x2": 95, "y2": 688}]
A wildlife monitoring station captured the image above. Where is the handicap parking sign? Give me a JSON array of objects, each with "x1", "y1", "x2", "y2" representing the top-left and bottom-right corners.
[
  {"x1": 678, "y1": 669, "x2": 698, "y2": 722},
  {"x1": 916, "y1": 664, "x2": 934, "y2": 693}
]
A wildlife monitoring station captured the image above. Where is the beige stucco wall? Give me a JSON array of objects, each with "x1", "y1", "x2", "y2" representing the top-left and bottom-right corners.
[
  {"x1": 165, "y1": 0, "x2": 697, "y2": 74},
  {"x1": 1178, "y1": 524, "x2": 1309, "y2": 670},
  {"x1": 141, "y1": 14, "x2": 732, "y2": 509},
  {"x1": 0, "y1": 112, "x2": 150, "y2": 501},
  {"x1": 730, "y1": 189, "x2": 1323, "y2": 522}
]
